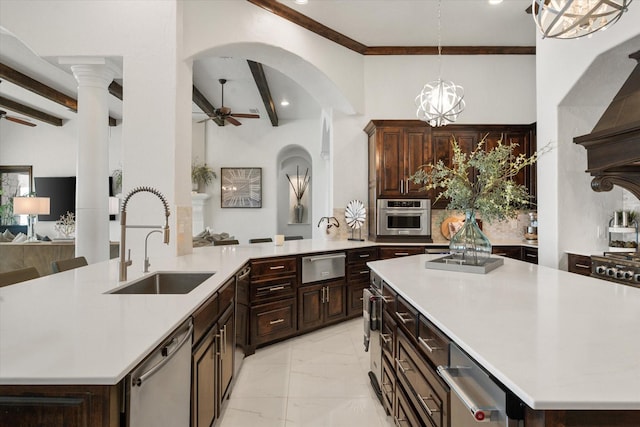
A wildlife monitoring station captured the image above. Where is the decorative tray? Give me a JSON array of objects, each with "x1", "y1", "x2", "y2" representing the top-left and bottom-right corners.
[{"x1": 425, "y1": 255, "x2": 503, "y2": 274}]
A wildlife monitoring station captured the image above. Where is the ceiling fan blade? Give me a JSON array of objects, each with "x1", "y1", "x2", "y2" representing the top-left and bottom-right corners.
[
  {"x1": 230, "y1": 113, "x2": 260, "y2": 119},
  {"x1": 4, "y1": 116, "x2": 36, "y2": 127},
  {"x1": 225, "y1": 116, "x2": 242, "y2": 126}
]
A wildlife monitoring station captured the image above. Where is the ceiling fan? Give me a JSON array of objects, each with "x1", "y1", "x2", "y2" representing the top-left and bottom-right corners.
[
  {"x1": 0, "y1": 110, "x2": 36, "y2": 127},
  {"x1": 201, "y1": 78, "x2": 260, "y2": 126}
]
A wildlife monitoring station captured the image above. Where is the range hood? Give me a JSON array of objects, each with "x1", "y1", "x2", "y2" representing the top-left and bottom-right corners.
[{"x1": 574, "y1": 51, "x2": 640, "y2": 199}]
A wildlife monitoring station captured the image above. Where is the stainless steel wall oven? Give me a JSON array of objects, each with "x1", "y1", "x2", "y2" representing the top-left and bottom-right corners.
[{"x1": 377, "y1": 199, "x2": 431, "y2": 238}]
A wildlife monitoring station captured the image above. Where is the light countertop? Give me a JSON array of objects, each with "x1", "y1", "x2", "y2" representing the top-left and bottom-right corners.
[
  {"x1": 367, "y1": 254, "x2": 640, "y2": 410},
  {"x1": 0, "y1": 239, "x2": 375, "y2": 386}
]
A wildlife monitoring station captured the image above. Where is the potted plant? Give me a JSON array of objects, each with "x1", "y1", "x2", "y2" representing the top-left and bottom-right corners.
[
  {"x1": 410, "y1": 135, "x2": 547, "y2": 265},
  {"x1": 191, "y1": 162, "x2": 216, "y2": 193}
]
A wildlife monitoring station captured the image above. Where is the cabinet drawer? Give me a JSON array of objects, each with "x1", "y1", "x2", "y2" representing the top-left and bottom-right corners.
[
  {"x1": 492, "y1": 245, "x2": 522, "y2": 260},
  {"x1": 417, "y1": 316, "x2": 450, "y2": 369},
  {"x1": 395, "y1": 381, "x2": 423, "y2": 427},
  {"x1": 251, "y1": 298, "x2": 296, "y2": 346},
  {"x1": 347, "y1": 264, "x2": 371, "y2": 284},
  {"x1": 192, "y1": 293, "x2": 219, "y2": 347},
  {"x1": 379, "y1": 246, "x2": 425, "y2": 260},
  {"x1": 218, "y1": 277, "x2": 235, "y2": 309},
  {"x1": 250, "y1": 275, "x2": 296, "y2": 303},
  {"x1": 347, "y1": 247, "x2": 378, "y2": 264},
  {"x1": 397, "y1": 332, "x2": 448, "y2": 427},
  {"x1": 381, "y1": 311, "x2": 396, "y2": 364},
  {"x1": 568, "y1": 253, "x2": 592, "y2": 276},
  {"x1": 522, "y1": 247, "x2": 538, "y2": 264},
  {"x1": 251, "y1": 257, "x2": 297, "y2": 278},
  {"x1": 395, "y1": 295, "x2": 418, "y2": 338},
  {"x1": 381, "y1": 354, "x2": 395, "y2": 416}
]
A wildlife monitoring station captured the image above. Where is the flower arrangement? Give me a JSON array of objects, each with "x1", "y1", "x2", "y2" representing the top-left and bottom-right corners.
[
  {"x1": 191, "y1": 161, "x2": 216, "y2": 191},
  {"x1": 410, "y1": 135, "x2": 545, "y2": 223},
  {"x1": 286, "y1": 166, "x2": 310, "y2": 202},
  {"x1": 55, "y1": 211, "x2": 75, "y2": 238}
]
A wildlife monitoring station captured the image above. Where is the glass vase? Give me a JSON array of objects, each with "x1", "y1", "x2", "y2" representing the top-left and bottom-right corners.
[
  {"x1": 294, "y1": 201, "x2": 304, "y2": 223},
  {"x1": 449, "y1": 209, "x2": 492, "y2": 265}
]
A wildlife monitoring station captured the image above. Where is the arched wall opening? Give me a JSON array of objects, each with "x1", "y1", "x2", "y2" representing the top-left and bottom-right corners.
[{"x1": 277, "y1": 145, "x2": 313, "y2": 238}]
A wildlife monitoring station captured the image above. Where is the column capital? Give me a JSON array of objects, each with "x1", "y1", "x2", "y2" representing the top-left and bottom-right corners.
[{"x1": 69, "y1": 62, "x2": 116, "y2": 89}]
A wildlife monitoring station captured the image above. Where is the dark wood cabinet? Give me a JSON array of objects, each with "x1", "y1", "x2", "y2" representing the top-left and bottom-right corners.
[
  {"x1": 298, "y1": 278, "x2": 346, "y2": 332},
  {"x1": 248, "y1": 257, "x2": 298, "y2": 351},
  {"x1": 346, "y1": 247, "x2": 378, "y2": 318},
  {"x1": 365, "y1": 121, "x2": 537, "y2": 240},
  {"x1": 191, "y1": 276, "x2": 235, "y2": 427},
  {"x1": 492, "y1": 245, "x2": 523, "y2": 260},
  {"x1": 379, "y1": 246, "x2": 425, "y2": 260},
  {"x1": 522, "y1": 246, "x2": 539, "y2": 264},
  {"x1": 568, "y1": 253, "x2": 592, "y2": 276},
  {"x1": 0, "y1": 385, "x2": 119, "y2": 427}
]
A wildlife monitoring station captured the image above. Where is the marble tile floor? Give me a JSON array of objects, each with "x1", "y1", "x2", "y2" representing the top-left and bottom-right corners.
[{"x1": 218, "y1": 318, "x2": 395, "y2": 427}]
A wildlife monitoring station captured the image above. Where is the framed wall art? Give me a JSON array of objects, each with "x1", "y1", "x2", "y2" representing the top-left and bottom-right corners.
[{"x1": 221, "y1": 167, "x2": 262, "y2": 208}]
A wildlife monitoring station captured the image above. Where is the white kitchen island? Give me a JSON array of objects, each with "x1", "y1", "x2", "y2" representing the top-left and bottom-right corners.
[{"x1": 367, "y1": 254, "x2": 640, "y2": 425}]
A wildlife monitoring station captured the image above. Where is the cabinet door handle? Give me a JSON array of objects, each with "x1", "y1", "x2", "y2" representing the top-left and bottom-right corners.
[
  {"x1": 321, "y1": 286, "x2": 326, "y2": 303},
  {"x1": 325, "y1": 286, "x2": 330, "y2": 303},
  {"x1": 400, "y1": 179, "x2": 404, "y2": 194},
  {"x1": 269, "y1": 318, "x2": 285, "y2": 325},
  {"x1": 395, "y1": 312, "x2": 414, "y2": 324},
  {"x1": 418, "y1": 394, "x2": 440, "y2": 417},
  {"x1": 395, "y1": 358, "x2": 413, "y2": 374},
  {"x1": 269, "y1": 265, "x2": 285, "y2": 270},
  {"x1": 406, "y1": 178, "x2": 409, "y2": 193},
  {"x1": 418, "y1": 336, "x2": 441, "y2": 353},
  {"x1": 216, "y1": 333, "x2": 222, "y2": 356}
]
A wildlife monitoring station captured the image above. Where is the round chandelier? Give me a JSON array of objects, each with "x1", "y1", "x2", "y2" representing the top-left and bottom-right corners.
[
  {"x1": 415, "y1": 0, "x2": 465, "y2": 127},
  {"x1": 532, "y1": 0, "x2": 633, "y2": 39},
  {"x1": 415, "y1": 79, "x2": 465, "y2": 127}
]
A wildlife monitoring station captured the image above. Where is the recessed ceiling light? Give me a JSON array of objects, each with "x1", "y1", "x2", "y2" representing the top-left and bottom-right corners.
[
  {"x1": 489, "y1": 0, "x2": 503, "y2": 4},
  {"x1": 280, "y1": 100, "x2": 290, "y2": 107},
  {"x1": 294, "y1": 0, "x2": 308, "y2": 4}
]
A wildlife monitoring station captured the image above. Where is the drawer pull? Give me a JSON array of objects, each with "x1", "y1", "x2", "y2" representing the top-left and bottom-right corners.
[
  {"x1": 359, "y1": 297, "x2": 364, "y2": 301},
  {"x1": 395, "y1": 312, "x2": 414, "y2": 324},
  {"x1": 359, "y1": 270, "x2": 369, "y2": 274},
  {"x1": 575, "y1": 263, "x2": 590, "y2": 269},
  {"x1": 394, "y1": 252, "x2": 409, "y2": 256},
  {"x1": 394, "y1": 416, "x2": 408, "y2": 427},
  {"x1": 418, "y1": 394, "x2": 440, "y2": 417},
  {"x1": 418, "y1": 336, "x2": 442, "y2": 353},
  {"x1": 269, "y1": 265, "x2": 286, "y2": 270},
  {"x1": 381, "y1": 296, "x2": 394, "y2": 304},
  {"x1": 381, "y1": 380, "x2": 393, "y2": 394},
  {"x1": 380, "y1": 334, "x2": 392, "y2": 345},
  {"x1": 269, "y1": 285, "x2": 285, "y2": 292},
  {"x1": 395, "y1": 358, "x2": 413, "y2": 374},
  {"x1": 359, "y1": 254, "x2": 371, "y2": 258},
  {"x1": 269, "y1": 318, "x2": 285, "y2": 325},
  {"x1": 526, "y1": 253, "x2": 537, "y2": 258}
]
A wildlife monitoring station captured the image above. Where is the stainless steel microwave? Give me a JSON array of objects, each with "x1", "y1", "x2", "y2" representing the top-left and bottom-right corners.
[{"x1": 377, "y1": 199, "x2": 431, "y2": 237}]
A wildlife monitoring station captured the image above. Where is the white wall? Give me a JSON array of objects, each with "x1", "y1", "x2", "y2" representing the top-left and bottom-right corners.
[{"x1": 536, "y1": 7, "x2": 640, "y2": 268}]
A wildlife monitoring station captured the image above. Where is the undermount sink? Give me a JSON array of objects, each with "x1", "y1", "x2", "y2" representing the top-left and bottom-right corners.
[{"x1": 109, "y1": 272, "x2": 215, "y2": 295}]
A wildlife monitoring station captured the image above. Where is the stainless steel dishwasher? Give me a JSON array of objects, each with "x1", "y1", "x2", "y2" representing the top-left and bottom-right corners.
[{"x1": 125, "y1": 319, "x2": 193, "y2": 427}]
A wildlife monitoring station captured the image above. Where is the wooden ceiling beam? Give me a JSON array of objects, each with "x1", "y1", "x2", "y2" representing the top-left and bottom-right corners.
[
  {"x1": 247, "y1": 60, "x2": 278, "y2": 127},
  {"x1": 0, "y1": 96, "x2": 63, "y2": 127},
  {"x1": 192, "y1": 85, "x2": 224, "y2": 126},
  {"x1": 246, "y1": 0, "x2": 535, "y2": 56},
  {"x1": 109, "y1": 81, "x2": 123, "y2": 100},
  {"x1": 0, "y1": 62, "x2": 118, "y2": 126}
]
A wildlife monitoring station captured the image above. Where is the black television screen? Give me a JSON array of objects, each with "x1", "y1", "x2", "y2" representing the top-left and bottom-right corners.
[{"x1": 34, "y1": 177, "x2": 76, "y2": 221}]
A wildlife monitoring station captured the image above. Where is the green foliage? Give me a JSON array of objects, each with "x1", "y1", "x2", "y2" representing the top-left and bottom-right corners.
[
  {"x1": 410, "y1": 135, "x2": 547, "y2": 224},
  {"x1": 191, "y1": 162, "x2": 217, "y2": 187}
]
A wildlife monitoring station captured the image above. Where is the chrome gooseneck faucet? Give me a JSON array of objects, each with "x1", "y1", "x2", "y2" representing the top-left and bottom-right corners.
[{"x1": 119, "y1": 186, "x2": 170, "y2": 281}]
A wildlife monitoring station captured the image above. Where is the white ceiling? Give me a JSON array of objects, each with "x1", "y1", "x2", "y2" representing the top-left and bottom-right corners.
[{"x1": 1, "y1": 0, "x2": 536, "y2": 128}]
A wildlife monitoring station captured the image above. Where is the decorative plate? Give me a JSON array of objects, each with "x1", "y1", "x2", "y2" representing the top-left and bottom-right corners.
[
  {"x1": 345, "y1": 200, "x2": 366, "y2": 230},
  {"x1": 440, "y1": 215, "x2": 465, "y2": 240}
]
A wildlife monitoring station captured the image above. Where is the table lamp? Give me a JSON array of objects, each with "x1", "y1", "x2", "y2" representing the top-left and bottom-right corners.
[{"x1": 13, "y1": 196, "x2": 50, "y2": 242}]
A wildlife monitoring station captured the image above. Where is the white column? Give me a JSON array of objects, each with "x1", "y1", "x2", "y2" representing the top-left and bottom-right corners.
[
  {"x1": 70, "y1": 63, "x2": 114, "y2": 263},
  {"x1": 191, "y1": 193, "x2": 210, "y2": 236}
]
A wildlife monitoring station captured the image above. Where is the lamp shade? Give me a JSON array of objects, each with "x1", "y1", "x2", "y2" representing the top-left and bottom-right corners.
[
  {"x1": 109, "y1": 197, "x2": 120, "y2": 215},
  {"x1": 13, "y1": 197, "x2": 50, "y2": 215}
]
